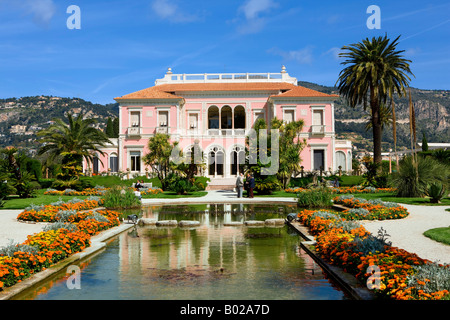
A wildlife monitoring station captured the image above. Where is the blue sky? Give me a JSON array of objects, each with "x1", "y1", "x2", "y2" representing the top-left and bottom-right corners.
[{"x1": 0, "y1": 0, "x2": 449, "y2": 104}]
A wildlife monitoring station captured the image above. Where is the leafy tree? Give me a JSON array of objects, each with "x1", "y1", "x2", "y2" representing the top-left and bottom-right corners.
[
  {"x1": 37, "y1": 112, "x2": 112, "y2": 180},
  {"x1": 245, "y1": 119, "x2": 281, "y2": 194},
  {"x1": 336, "y1": 34, "x2": 414, "y2": 166},
  {"x1": 167, "y1": 142, "x2": 206, "y2": 195},
  {"x1": 143, "y1": 133, "x2": 176, "y2": 191},
  {"x1": 271, "y1": 118, "x2": 306, "y2": 189},
  {"x1": 0, "y1": 147, "x2": 39, "y2": 198}
]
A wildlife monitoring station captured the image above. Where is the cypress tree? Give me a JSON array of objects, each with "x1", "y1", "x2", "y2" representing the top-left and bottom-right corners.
[
  {"x1": 112, "y1": 117, "x2": 119, "y2": 138},
  {"x1": 106, "y1": 117, "x2": 114, "y2": 137},
  {"x1": 422, "y1": 132, "x2": 429, "y2": 151}
]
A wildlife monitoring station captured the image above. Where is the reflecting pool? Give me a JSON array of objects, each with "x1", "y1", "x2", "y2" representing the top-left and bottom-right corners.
[{"x1": 15, "y1": 204, "x2": 349, "y2": 300}]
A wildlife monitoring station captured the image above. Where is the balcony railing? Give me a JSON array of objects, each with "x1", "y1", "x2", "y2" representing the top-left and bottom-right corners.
[
  {"x1": 126, "y1": 126, "x2": 173, "y2": 137},
  {"x1": 311, "y1": 125, "x2": 326, "y2": 135},
  {"x1": 206, "y1": 129, "x2": 246, "y2": 136},
  {"x1": 125, "y1": 127, "x2": 248, "y2": 138},
  {"x1": 335, "y1": 140, "x2": 352, "y2": 148},
  {"x1": 155, "y1": 126, "x2": 169, "y2": 134},
  {"x1": 127, "y1": 126, "x2": 141, "y2": 137}
]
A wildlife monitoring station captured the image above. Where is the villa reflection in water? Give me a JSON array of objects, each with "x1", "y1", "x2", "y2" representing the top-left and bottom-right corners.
[
  {"x1": 118, "y1": 204, "x2": 315, "y2": 289},
  {"x1": 20, "y1": 204, "x2": 347, "y2": 300}
]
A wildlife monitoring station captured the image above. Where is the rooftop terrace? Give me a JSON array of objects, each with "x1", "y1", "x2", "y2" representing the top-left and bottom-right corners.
[{"x1": 155, "y1": 66, "x2": 298, "y2": 86}]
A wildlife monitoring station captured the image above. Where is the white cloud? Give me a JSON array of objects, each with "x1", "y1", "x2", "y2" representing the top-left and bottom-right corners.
[
  {"x1": 268, "y1": 47, "x2": 314, "y2": 65},
  {"x1": 324, "y1": 47, "x2": 342, "y2": 61},
  {"x1": 239, "y1": 0, "x2": 278, "y2": 20},
  {"x1": 26, "y1": 0, "x2": 55, "y2": 26},
  {"x1": 151, "y1": 0, "x2": 199, "y2": 23},
  {"x1": 236, "y1": 0, "x2": 278, "y2": 34},
  {"x1": 0, "y1": 0, "x2": 56, "y2": 26}
]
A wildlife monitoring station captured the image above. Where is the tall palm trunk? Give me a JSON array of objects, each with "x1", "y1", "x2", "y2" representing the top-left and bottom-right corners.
[
  {"x1": 370, "y1": 86, "x2": 382, "y2": 166},
  {"x1": 392, "y1": 99, "x2": 399, "y2": 170}
]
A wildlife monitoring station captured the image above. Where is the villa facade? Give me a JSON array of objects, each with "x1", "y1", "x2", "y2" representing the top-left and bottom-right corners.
[{"x1": 86, "y1": 67, "x2": 352, "y2": 179}]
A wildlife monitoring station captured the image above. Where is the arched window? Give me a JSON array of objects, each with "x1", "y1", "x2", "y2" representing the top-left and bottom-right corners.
[
  {"x1": 93, "y1": 155, "x2": 99, "y2": 174},
  {"x1": 184, "y1": 144, "x2": 203, "y2": 165},
  {"x1": 208, "y1": 146, "x2": 224, "y2": 177},
  {"x1": 230, "y1": 145, "x2": 245, "y2": 175},
  {"x1": 234, "y1": 105, "x2": 245, "y2": 129},
  {"x1": 335, "y1": 151, "x2": 346, "y2": 171},
  {"x1": 221, "y1": 105, "x2": 232, "y2": 129},
  {"x1": 208, "y1": 106, "x2": 219, "y2": 129},
  {"x1": 109, "y1": 153, "x2": 118, "y2": 172},
  {"x1": 348, "y1": 151, "x2": 352, "y2": 172}
]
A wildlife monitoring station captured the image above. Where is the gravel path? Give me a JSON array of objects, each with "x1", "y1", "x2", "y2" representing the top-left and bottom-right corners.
[
  {"x1": 0, "y1": 210, "x2": 49, "y2": 247},
  {"x1": 361, "y1": 204, "x2": 450, "y2": 264}
]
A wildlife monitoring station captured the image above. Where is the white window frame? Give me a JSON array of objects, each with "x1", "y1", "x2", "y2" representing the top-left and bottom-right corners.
[
  {"x1": 311, "y1": 105, "x2": 326, "y2": 124},
  {"x1": 310, "y1": 143, "x2": 328, "y2": 172},
  {"x1": 281, "y1": 106, "x2": 296, "y2": 123},
  {"x1": 128, "y1": 148, "x2": 143, "y2": 173},
  {"x1": 252, "y1": 109, "x2": 265, "y2": 126},
  {"x1": 157, "y1": 107, "x2": 170, "y2": 128},
  {"x1": 187, "y1": 111, "x2": 200, "y2": 133},
  {"x1": 128, "y1": 107, "x2": 142, "y2": 128}
]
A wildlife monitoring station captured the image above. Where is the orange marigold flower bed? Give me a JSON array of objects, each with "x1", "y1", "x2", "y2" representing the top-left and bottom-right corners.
[
  {"x1": 17, "y1": 198, "x2": 105, "y2": 222},
  {"x1": 1, "y1": 206, "x2": 122, "y2": 291},
  {"x1": 296, "y1": 209, "x2": 449, "y2": 300},
  {"x1": 333, "y1": 196, "x2": 409, "y2": 220},
  {"x1": 285, "y1": 186, "x2": 396, "y2": 194},
  {"x1": 44, "y1": 188, "x2": 107, "y2": 196}
]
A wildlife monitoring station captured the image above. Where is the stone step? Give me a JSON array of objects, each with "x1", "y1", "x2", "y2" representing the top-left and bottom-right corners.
[
  {"x1": 206, "y1": 178, "x2": 237, "y2": 191},
  {"x1": 207, "y1": 178, "x2": 237, "y2": 185},
  {"x1": 206, "y1": 185, "x2": 235, "y2": 191}
]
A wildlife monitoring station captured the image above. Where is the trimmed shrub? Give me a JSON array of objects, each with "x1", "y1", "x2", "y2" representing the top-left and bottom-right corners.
[
  {"x1": 296, "y1": 187, "x2": 333, "y2": 208},
  {"x1": 103, "y1": 186, "x2": 141, "y2": 209}
]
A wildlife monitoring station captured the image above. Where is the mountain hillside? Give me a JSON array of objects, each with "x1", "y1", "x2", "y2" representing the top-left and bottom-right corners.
[
  {"x1": 0, "y1": 96, "x2": 118, "y2": 150},
  {"x1": 299, "y1": 81, "x2": 450, "y2": 152}
]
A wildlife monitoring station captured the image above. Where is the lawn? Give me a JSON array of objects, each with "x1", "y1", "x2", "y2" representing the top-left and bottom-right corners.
[
  {"x1": 2, "y1": 189, "x2": 90, "y2": 210},
  {"x1": 424, "y1": 227, "x2": 450, "y2": 246},
  {"x1": 349, "y1": 192, "x2": 450, "y2": 206},
  {"x1": 0, "y1": 189, "x2": 209, "y2": 210},
  {"x1": 253, "y1": 190, "x2": 298, "y2": 198},
  {"x1": 142, "y1": 191, "x2": 208, "y2": 199},
  {"x1": 254, "y1": 190, "x2": 450, "y2": 205}
]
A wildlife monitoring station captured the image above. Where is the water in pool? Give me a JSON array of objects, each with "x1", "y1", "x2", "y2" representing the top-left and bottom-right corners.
[{"x1": 15, "y1": 204, "x2": 348, "y2": 300}]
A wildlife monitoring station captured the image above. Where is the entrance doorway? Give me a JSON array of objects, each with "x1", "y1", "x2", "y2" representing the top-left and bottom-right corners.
[{"x1": 313, "y1": 150, "x2": 325, "y2": 171}]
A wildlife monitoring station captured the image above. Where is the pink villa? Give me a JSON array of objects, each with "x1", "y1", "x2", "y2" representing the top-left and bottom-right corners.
[{"x1": 86, "y1": 67, "x2": 352, "y2": 183}]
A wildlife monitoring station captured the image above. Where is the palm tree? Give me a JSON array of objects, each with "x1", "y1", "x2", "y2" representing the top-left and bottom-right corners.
[
  {"x1": 37, "y1": 112, "x2": 111, "y2": 177},
  {"x1": 336, "y1": 34, "x2": 414, "y2": 166},
  {"x1": 390, "y1": 155, "x2": 448, "y2": 197},
  {"x1": 364, "y1": 102, "x2": 393, "y2": 131}
]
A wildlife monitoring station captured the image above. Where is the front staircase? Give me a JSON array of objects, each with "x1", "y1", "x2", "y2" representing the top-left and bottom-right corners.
[{"x1": 205, "y1": 177, "x2": 236, "y2": 191}]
